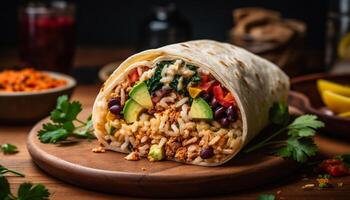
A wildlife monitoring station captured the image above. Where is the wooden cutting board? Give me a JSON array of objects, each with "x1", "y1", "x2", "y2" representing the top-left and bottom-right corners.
[{"x1": 27, "y1": 113, "x2": 299, "y2": 198}]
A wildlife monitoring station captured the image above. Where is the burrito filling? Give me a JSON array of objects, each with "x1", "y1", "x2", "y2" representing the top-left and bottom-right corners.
[{"x1": 103, "y1": 59, "x2": 242, "y2": 164}]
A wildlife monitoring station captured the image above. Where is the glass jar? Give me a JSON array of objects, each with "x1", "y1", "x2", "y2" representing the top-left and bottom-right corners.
[{"x1": 19, "y1": 0, "x2": 76, "y2": 73}]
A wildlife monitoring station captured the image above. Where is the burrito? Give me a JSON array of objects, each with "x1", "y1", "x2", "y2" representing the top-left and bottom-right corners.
[{"x1": 92, "y1": 40, "x2": 289, "y2": 166}]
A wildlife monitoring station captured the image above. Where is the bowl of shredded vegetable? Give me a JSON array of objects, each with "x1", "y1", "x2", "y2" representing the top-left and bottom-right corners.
[{"x1": 0, "y1": 68, "x2": 76, "y2": 124}]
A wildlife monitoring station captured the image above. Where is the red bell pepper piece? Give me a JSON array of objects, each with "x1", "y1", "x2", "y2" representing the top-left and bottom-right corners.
[
  {"x1": 200, "y1": 74, "x2": 210, "y2": 83},
  {"x1": 213, "y1": 85, "x2": 235, "y2": 107},
  {"x1": 128, "y1": 68, "x2": 139, "y2": 83},
  {"x1": 199, "y1": 80, "x2": 215, "y2": 93}
]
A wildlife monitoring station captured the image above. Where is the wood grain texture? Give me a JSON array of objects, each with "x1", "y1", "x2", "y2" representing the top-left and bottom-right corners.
[{"x1": 27, "y1": 115, "x2": 298, "y2": 197}]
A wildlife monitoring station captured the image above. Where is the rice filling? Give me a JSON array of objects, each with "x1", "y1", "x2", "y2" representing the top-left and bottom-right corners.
[{"x1": 103, "y1": 59, "x2": 243, "y2": 165}]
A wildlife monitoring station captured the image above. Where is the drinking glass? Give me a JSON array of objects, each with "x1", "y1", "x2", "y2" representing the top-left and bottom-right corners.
[{"x1": 19, "y1": 1, "x2": 76, "y2": 73}]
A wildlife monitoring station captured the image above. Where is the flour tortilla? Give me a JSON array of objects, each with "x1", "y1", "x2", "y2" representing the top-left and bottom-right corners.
[{"x1": 92, "y1": 40, "x2": 289, "y2": 166}]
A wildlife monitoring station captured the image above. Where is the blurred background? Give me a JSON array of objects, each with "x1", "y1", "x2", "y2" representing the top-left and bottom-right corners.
[{"x1": 1, "y1": 0, "x2": 349, "y2": 82}]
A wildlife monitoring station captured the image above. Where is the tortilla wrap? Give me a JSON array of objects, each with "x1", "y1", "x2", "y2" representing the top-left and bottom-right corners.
[{"x1": 92, "y1": 40, "x2": 289, "y2": 166}]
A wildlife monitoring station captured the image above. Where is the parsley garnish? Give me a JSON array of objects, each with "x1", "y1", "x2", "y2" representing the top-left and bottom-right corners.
[
  {"x1": 257, "y1": 194, "x2": 275, "y2": 200},
  {"x1": 0, "y1": 176, "x2": 50, "y2": 200},
  {"x1": 245, "y1": 102, "x2": 324, "y2": 163},
  {"x1": 1, "y1": 165, "x2": 50, "y2": 200},
  {"x1": 37, "y1": 95, "x2": 95, "y2": 144},
  {"x1": 0, "y1": 144, "x2": 18, "y2": 154},
  {"x1": 0, "y1": 165, "x2": 25, "y2": 177}
]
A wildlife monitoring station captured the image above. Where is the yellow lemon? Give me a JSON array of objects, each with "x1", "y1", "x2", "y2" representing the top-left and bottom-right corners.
[
  {"x1": 338, "y1": 32, "x2": 350, "y2": 60},
  {"x1": 338, "y1": 111, "x2": 350, "y2": 118},
  {"x1": 317, "y1": 79, "x2": 350, "y2": 97},
  {"x1": 321, "y1": 90, "x2": 350, "y2": 114}
]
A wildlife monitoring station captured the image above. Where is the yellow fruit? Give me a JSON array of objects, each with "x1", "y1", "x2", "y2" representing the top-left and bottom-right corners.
[
  {"x1": 317, "y1": 79, "x2": 350, "y2": 97},
  {"x1": 338, "y1": 32, "x2": 350, "y2": 60},
  {"x1": 338, "y1": 111, "x2": 350, "y2": 118},
  {"x1": 321, "y1": 90, "x2": 350, "y2": 114},
  {"x1": 188, "y1": 87, "x2": 202, "y2": 98}
]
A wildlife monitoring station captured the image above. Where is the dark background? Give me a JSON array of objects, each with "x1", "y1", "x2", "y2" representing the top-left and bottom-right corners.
[{"x1": 1, "y1": 0, "x2": 327, "y2": 49}]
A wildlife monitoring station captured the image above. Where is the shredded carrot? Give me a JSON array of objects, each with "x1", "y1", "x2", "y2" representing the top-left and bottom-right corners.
[{"x1": 0, "y1": 68, "x2": 67, "y2": 92}]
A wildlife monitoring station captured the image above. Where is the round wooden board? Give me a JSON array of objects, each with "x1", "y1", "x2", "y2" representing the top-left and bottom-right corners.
[{"x1": 27, "y1": 118, "x2": 299, "y2": 198}]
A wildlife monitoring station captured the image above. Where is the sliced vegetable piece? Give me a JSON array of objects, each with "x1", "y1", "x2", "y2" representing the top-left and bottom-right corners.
[
  {"x1": 189, "y1": 98, "x2": 213, "y2": 120},
  {"x1": 199, "y1": 80, "x2": 215, "y2": 92},
  {"x1": 128, "y1": 68, "x2": 139, "y2": 84},
  {"x1": 213, "y1": 85, "x2": 235, "y2": 107},
  {"x1": 188, "y1": 87, "x2": 202, "y2": 98},
  {"x1": 122, "y1": 99, "x2": 145, "y2": 123},
  {"x1": 129, "y1": 81, "x2": 153, "y2": 109},
  {"x1": 148, "y1": 144, "x2": 165, "y2": 161}
]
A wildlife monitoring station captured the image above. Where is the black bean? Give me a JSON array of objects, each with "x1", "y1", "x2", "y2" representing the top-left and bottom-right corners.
[
  {"x1": 109, "y1": 105, "x2": 122, "y2": 115},
  {"x1": 200, "y1": 147, "x2": 214, "y2": 159},
  {"x1": 214, "y1": 106, "x2": 226, "y2": 119},
  {"x1": 211, "y1": 98, "x2": 220, "y2": 108},
  {"x1": 200, "y1": 92, "x2": 211, "y2": 102},
  {"x1": 226, "y1": 106, "x2": 238, "y2": 122},
  {"x1": 220, "y1": 117, "x2": 230, "y2": 127},
  {"x1": 108, "y1": 98, "x2": 120, "y2": 108}
]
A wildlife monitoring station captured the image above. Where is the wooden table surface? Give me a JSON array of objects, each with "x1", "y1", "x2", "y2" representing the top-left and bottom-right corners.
[{"x1": 1, "y1": 48, "x2": 350, "y2": 199}]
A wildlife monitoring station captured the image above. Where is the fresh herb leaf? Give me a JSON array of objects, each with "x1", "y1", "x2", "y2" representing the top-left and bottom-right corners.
[
  {"x1": 269, "y1": 102, "x2": 289, "y2": 125},
  {"x1": 0, "y1": 144, "x2": 18, "y2": 154},
  {"x1": 288, "y1": 115, "x2": 325, "y2": 131},
  {"x1": 38, "y1": 124, "x2": 69, "y2": 143},
  {"x1": 145, "y1": 61, "x2": 169, "y2": 93},
  {"x1": 0, "y1": 176, "x2": 11, "y2": 200},
  {"x1": 257, "y1": 194, "x2": 275, "y2": 200},
  {"x1": 0, "y1": 165, "x2": 25, "y2": 177},
  {"x1": 275, "y1": 137, "x2": 318, "y2": 163},
  {"x1": 37, "y1": 95, "x2": 95, "y2": 144},
  {"x1": 73, "y1": 116, "x2": 94, "y2": 139},
  {"x1": 245, "y1": 102, "x2": 324, "y2": 163},
  {"x1": 17, "y1": 182, "x2": 50, "y2": 200},
  {"x1": 169, "y1": 74, "x2": 180, "y2": 92},
  {"x1": 50, "y1": 95, "x2": 82, "y2": 123}
]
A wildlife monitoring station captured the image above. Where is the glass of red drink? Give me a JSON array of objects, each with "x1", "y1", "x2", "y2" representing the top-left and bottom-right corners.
[{"x1": 19, "y1": 1, "x2": 76, "y2": 73}]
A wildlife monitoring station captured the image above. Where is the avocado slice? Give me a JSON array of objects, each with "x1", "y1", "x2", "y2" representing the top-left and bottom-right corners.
[
  {"x1": 189, "y1": 98, "x2": 213, "y2": 120},
  {"x1": 122, "y1": 99, "x2": 145, "y2": 123},
  {"x1": 129, "y1": 81, "x2": 153, "y2": 109}
]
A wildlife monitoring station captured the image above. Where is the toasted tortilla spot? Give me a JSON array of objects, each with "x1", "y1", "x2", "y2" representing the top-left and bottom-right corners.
[
  {"x1": 235, "y1": 58, "x2": 246, "y2": 70},
  {"x1": 207, "y1": 51, "x2": 215, "y2": 55},
  {"x1": 242, "y1": 77, "x2": 250, "y2": 89},
  {"x1": 180, "y1": 44, "x2": 190, "y2": 48},
  {"x1": 219, "y1": 60, "x2": 229, "y2": 67}
]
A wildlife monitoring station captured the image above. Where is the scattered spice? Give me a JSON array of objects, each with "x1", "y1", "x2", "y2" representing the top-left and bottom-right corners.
[
  {"x1": 141, "y1": 167, "x2": 147, "y2": 171},
  {"x1": 92, "y1": 146, "x2": 105, "y2": 153},
  {"x1": 317, "y1": 174, "x2": 332, "y2": 188},
  {"x1": 0, "y1": 68, "x2": 67, "y2": 92}
]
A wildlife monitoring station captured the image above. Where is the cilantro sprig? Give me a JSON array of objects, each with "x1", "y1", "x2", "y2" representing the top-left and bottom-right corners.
[
  {"x1": 0, "y1": 143, "x2": 18, "y2": 154},
  {"x1": 37, "y1": 95, "x2": 95, "y2": 144},
  {"x1": 0, "y1": 165, "x2": 50, "y2": 200},
  {"x1": 244, "y1": 102, "x2": 324, "y2": 163}
]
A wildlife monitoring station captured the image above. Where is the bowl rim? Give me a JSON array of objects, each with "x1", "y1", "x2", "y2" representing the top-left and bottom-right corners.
[
  {"x1": 0, "y1": 71, "x2": 76, "y2": 96},
  {"x1": 291, "y1": 72, "x2": 350, "y2": 85},
  {"x1": 291, "y1": 73, "x2": 350, "y2": 122}
]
